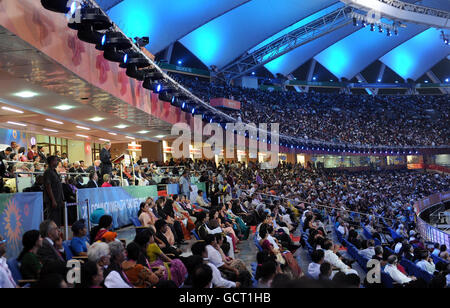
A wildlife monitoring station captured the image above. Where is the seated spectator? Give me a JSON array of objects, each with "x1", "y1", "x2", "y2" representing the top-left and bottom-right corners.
[
  {"x1": 431, "y1": 243, "x2": 441, "y2": 256},
  {"x1": 122, "y1": 242, "x2": 159, "y2": 288},
  {"x1": 104, "y1": 241, "x2": 132, "y2": 288},
  {"x1": 18, "y1": 230, "x2": 43, "y2": 280},
  {"x1": 319, "y1": 262, "x2": 332, "y2": 281},
  {"x1": 154, "y1": 219, "x2": 182, "y2": 257},
  {"x1": 195, "y1": 190, "x2": 210, "y2": 208},
  {"x1": 37, "y1": 220, "x2": 67, "y2": 266},
  {"x1": 384, "y1": 255, "x2": 416, "y2": 285},
  {"x1": 87, "y1": 242, "x2": 111, "y2": 269},
  {"x1": 438, "y1": 245, "x2": 449, "y2": 261},
  {"x1": 0, "y1": 234, "x2": 17, "y2": 288},
  {"x1": 308, "y1": 249, "x2": 325, "y2": 280},
  {"x1": 192, "y1": 264, "x2": 213, "y2": 288},
  {"x1": 256, "y1": 261, "x2": 278, "y2": 288},
  {"x1": 359, "y1": 239, "x2": 376, "y2": 259},
  {"x1": 90, "y1": 215, "x2": 113, "y2": 243},
  {"x1": 416, "y1": 250, "x2": 436, "y2": 275},
  {"x1": 86, "y1": 171, "x2": 99, "y2": 188},
  {"x1": 70, "y1": 219, "x2": 89, "y2": 256},
  {"x1": 191, "y1": 241, "x2": 238, "y2": 288},
  {"x1": 77, "y1": 260, "x2": 104, "y2": 288},
  {"x1": 101, "y1": 174, "x2": 112, "y2": 187},
  {"x1": 323, "y1": 240, "x2": 357, "y2": 275}
]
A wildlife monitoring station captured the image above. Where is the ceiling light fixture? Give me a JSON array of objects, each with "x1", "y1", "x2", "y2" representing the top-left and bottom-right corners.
[
  {"x1": 7, "y1": 121, "x2": 27, "y2": 127},
  {"x1": 54, "y1": 104, "x2": 74, "y2": 111},
  {"x1": 89, "y1": 117, "x2": 104, "y2": 122},
  {"x1": 76, "y1": 125, "x2": 91, "y2": 130},
  {"x1": 46, "y1": 118, "x2": 64, "y2": 125},
  {"x1": 14, "y1": 91, "x2": 37, "y2": 98},
  {"x1": 1, "y1": 106, "x2": 24, "y2": 114},
  {"x1": 43, "y1": 128, "x2": 59, "y2": 133},
  {"x1": 76, "y1": 134, "x2": 89, "y2": 138}
]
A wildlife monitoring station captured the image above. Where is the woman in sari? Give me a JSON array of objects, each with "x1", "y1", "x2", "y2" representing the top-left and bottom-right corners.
[{"x1": 225, "y1": 201, "x2": 249, "y2": 240}]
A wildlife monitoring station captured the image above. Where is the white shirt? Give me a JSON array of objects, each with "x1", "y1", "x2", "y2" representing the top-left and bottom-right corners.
[
  {"x1": 206, "y1": 245, "x2": 224, "y2": 268},
  {"x1": 308, "y1": 262, "x2": 321, "y2": 280},
  {"x1": 104, "y1": 271, "x2": 132, "y2": 288},
  {"x1": 416, "y1": 260, "x2": 435, "y2": 275},
  {"x1": 0, "y1": 257, "x2": 16, "y2": 288},
  {"x1": 394, "y1": 242, "x2": 403, "y2": 254},
  {"x1": 324, "y1": 249, "x2": 357, "y2": 275},
  {"x1": 359, "y1": 247, "x2": 375, "y2": 259},
  {"x1": 384, "y1": 264, "x2": 412, "y2": 284},
  {"x1": 207, "y1": 261, "x2": 236, "y2": 288}
]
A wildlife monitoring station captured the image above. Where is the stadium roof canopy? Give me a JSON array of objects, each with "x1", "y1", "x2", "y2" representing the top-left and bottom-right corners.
[{"x1": 99, "y1": 0, "x2": 450, "y2": 82}]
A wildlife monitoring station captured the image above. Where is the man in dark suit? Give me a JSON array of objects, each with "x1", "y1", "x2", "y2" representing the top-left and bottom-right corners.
[
  {"x1": 0, "y1": 147, "x2": 12, "y2": 177},
  {"x1": 100, "y1": 141, "x2": 112, "y2": 178},
  {"x1": 86, "y1": 171, "x2": 99, "y2": 188},
  {"x1": 37, "y1": 220, "x2": 67, "y2": 267}
]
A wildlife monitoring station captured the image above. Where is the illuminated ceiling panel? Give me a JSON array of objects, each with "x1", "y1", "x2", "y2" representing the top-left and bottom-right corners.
[
  {"x1": 314, "y1": 22, "x2": 427, "y2": 80},
  {"x1": 264, "y1": 23, "x2": 356, "y2": 76},
  {"x1": 380, "y1": 28, "x2": 450, "y2": 81},
  {"x1": 105, "y1": 0, "x2": 249, "y2": 54},
  {"x1": 179, "y1": 0, "x2": 335, "y2": 68}
]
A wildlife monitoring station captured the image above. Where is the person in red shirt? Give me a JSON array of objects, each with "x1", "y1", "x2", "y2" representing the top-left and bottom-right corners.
[
  {"x1": 27, "y1": 145, "x2": 38, "y2": 161},
  {"x1": 101, "y1": 174, "x2": 112, "y2": 187}
]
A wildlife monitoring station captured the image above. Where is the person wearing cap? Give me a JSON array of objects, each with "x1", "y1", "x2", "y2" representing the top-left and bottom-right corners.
[{"x1": 70, "y1": 219, "x2": 90, "y2": 256}]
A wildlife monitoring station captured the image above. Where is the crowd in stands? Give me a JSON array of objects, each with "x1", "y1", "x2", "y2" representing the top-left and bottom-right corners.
[
  {"x1": 1, "y1": 157, "x2": 449, "y2": 288},
  {"x1": 171, "y1": 73, "x2": 449, "y2": 147}
]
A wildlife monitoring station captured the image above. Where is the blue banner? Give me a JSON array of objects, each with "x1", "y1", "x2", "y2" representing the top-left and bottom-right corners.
[
  {"x1": 167, "y1": 184, "x2": 180, "y2": 195},
  {"x1": 0, "y1": 192, "x2": 43, "y2": 259},
  {"x1": 77, "y1": 186, "x2": 158, "y2": 229}
]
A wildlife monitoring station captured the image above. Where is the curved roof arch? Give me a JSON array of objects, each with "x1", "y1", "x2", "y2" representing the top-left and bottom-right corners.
[
  {"x1": 104, "y1": 0, "x2": 250, "y2": 54},
  {"x1": 179, "y1": 0, "x2": 336, "y2": 68},
  {"x1": 380, "y1": 28, "x2": 450, "y2": 81},
  {"x1": 314, "y1": 22, "x2": 428, "y2": 80}
]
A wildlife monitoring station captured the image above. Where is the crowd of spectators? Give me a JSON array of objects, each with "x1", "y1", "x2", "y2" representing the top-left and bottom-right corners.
[
  {"x1": 171, "y1": 73, "x2": 449, "y2": 147},
  {"x1": 1, "y1": 157, "x2": 449, "y2": 288}
]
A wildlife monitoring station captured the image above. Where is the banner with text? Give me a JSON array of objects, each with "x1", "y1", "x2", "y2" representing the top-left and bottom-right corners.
[
  {"x1": 210, "y1": 98, "x2": 241, "y2": 110},
  {"x1": 78, "y1": 186, "x2": 158, "y2": 229}
]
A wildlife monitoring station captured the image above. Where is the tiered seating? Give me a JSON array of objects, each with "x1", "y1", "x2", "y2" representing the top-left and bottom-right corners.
[{"x1": 399, "y1": 258, "x2": 433, "y2": 283}]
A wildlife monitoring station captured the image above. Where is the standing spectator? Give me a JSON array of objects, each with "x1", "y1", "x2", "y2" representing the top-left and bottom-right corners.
[
  {"x1": 179, "y1": 170, "x2": 192, "y2": 199},
  {"x1": 0, "y1": 147, "x2": 12, "y2": 177},
  {"x1": 43, "y1": 156, "x2": 64, "y2": 226},
  {"x1": 37, "y1": 146, "x2": 46, "y2": 163},
  {"x1": 27, "y1": 145, "x2": 38, "y2": 161},
  {"x1": 0, "y1": 234, "x2": 17, "y2": 288},
  {"x1": 100, "y1": 142, "x2": 112, "y2": 178}
]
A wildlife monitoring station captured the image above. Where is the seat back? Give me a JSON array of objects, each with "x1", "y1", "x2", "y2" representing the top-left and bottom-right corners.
[
  {"x1": 6, "y1": 258, "x2": 22, "y2": 283},
  {"x1": 191, "y1": 229, "x2": 201, "y2": 240},
  {"x1": 63, "y1": 240, "x2": 73, "y2": 261},
  {"x1": 254, "y1": 233, "x2": 263, "y2": 252},
  {"x1": 131, "y1": 217, "x2": 142, "y2": 227}
]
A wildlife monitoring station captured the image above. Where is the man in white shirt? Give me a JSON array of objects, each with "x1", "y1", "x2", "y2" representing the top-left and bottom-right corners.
[
  {"x1": 191, "y1": 241, "x2": 239, "y2": 288},
  {"x1": 360, "y1": 240, "x2": 376, "y2": 259},
  {"x1": 0, "y1": 235, "x2": 17, "y2": 288},
  {"x1": 195, "y1": 190, "x2": 210, "y2": 208},
  {"x1": 308, "y1": 249, "x2": 325, "y2": 280},
  {"x1": 205, "y1": 235, "x2": 239, "y2": 278},
  {"x1": 323, "y1": 240, "x2": 357, "y2": 275},
  {"x1": 416, "y1": 251, "x2": 436, "y2": 275},
  {"x1": 384, "y1": 255, "x2": 416, "y2": 285}
]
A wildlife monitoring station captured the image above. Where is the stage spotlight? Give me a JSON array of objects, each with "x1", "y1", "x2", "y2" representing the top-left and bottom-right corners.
[
  {"x1": 352, "y1": 17, "x2": 357, "y2": 26},
  {"x1": 41, "y1": 0, "x2": 70, "y2": 13},
  {"x1": 103, "y1": 47, "x2": 128, "y2": 63},
  {"x1": 378, "y1": 25, "x2": 383, "y2": 33},
  {"x1": 68, "y1": 8, "x2": 111, "y2": 31},
  {"x1": 370, "y1": 24, "x2": 374, "y2": 31},
  {"x1": 362, "y1": 21, "x2": 367, "y2": 27},
  {"x1": 394, "y1": 29, "x2": 398, "y2": 35},
  {"x1": 387, "y1": 29, "x2": 391, "y2": 36},
  {"x1": 145, "y1": 71, "x2": 164, "y2": 81},
  {"x1": 126, "y1": 65, "x2": 146, "y2": 81},
  {"x1": 119, "y1": 52, "x2": 150, "y2": 68},
  {"x1": 159, "y1": 91, "x2": 175, "y2": 103},
  {"x1": 77, "y1": 24, "x2": 103, "y2": 44},
  {"x1": 97, "y1": 32, "x2": 132, "y2": 51}
]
